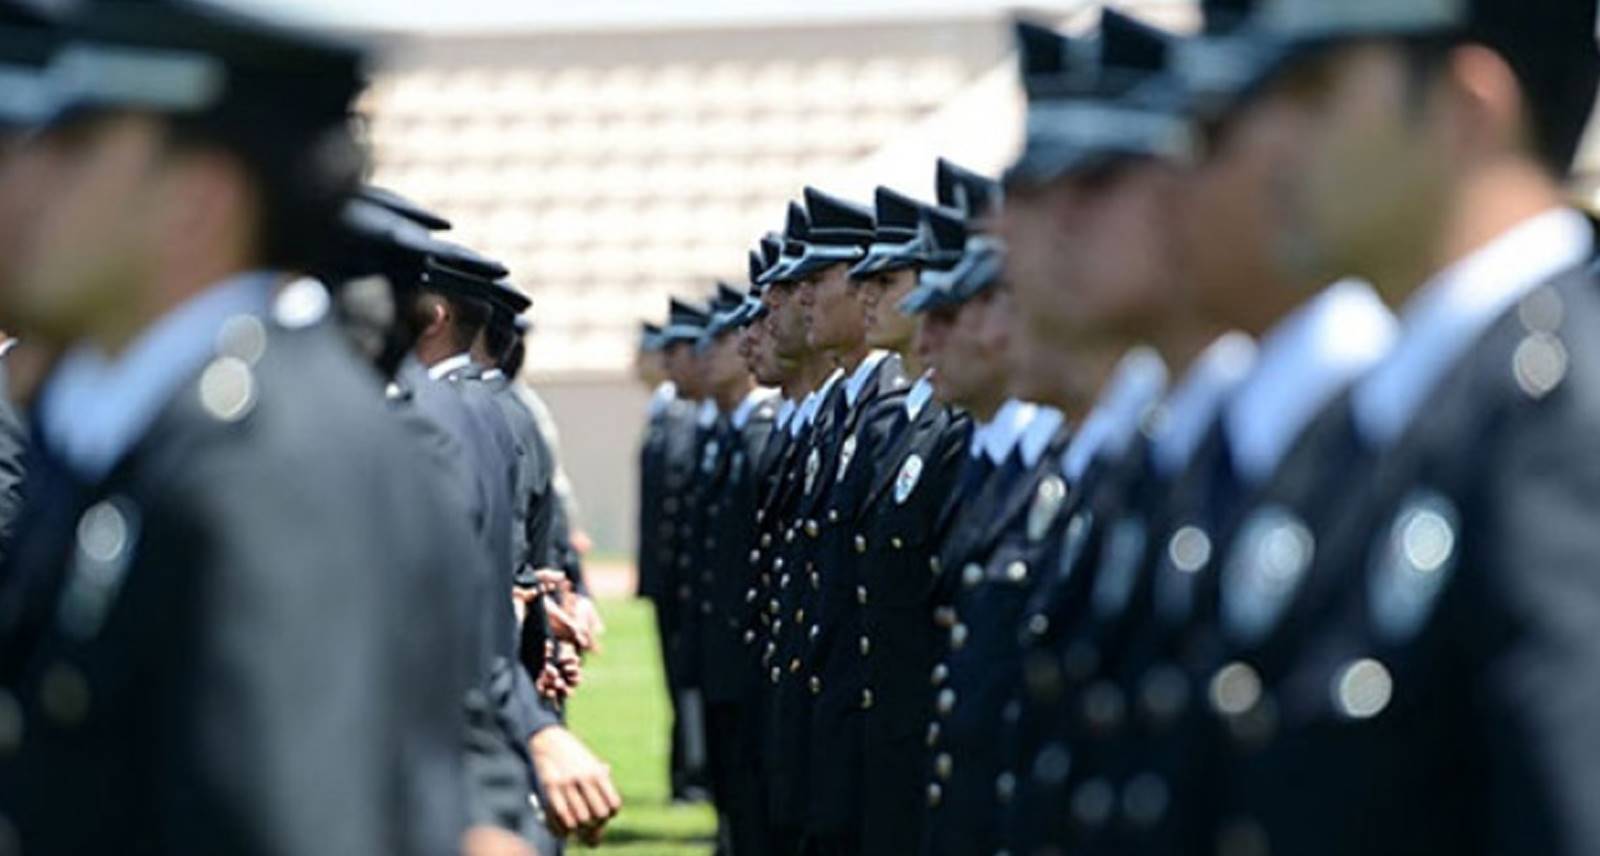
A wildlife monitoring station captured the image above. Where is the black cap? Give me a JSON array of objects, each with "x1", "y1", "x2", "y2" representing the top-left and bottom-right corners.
[
  {"x1": 326, "y1": 198, "x2": 504, "y2": 288},
  {"x1": 48, "y1": 0, "x2": 366, "y2": 130},
  {"x1": 419, "y1": 257, "x2": 525, "y2": 314},
  {"x1": 897, "y1": 206, "x2": 971, "y2": 315},
  {"x1": 758, "y1": 200, "x2": 813, "y2": 286},
  {"x1": 662, "y1": 298, "x2": 711, "y2": 344},
  {"x1": 848, "y1": 186, "x2": 926, "y2": 279},
  {"x1": 640, "y1": 321, "x2": 666, "y2": 352},
  {"x1": 935, "y1": 158, "x2": 1002, "y2": 223},
  {"x1": 945, "y1": 237, "x2": 1007, "y2": 304},
  {"x1": 486, "y1": 280, "x2": 532, "y2": 316},
  {"x1": 748, "y1": 249, "x2": 767, "y2": 287},
  {"x1": 1177, "y1": 0, "x2": 1467, "y2": 118},
  {"x1": 786, "y1": 187, "x2": 875, "y2": 279},
  {"x1": 1007, "y1": 11, "x2": 1192, "y2": 188},
  {"x1": 713, "y1": 281, "x2": 745, "y2": 314},
  {"x1": 360, "y1": 186, "x2": 451, "y2": 231},
  {"x1": 0, "y1": 0, "x2": 61, "y2": 127}
]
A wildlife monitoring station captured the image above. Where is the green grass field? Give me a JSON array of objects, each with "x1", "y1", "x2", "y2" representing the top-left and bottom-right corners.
[{"x1": 566, "y1": 597, "x2": 717, "y2": 855}]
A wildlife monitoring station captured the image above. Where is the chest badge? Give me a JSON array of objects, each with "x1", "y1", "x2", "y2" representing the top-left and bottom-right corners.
[
  {"x1": 805, "y1": 448, "x2": 822, "y2": 495},
  {"x1": 57, "y1": 497, "x2": 142, "y2": 641},
  {"x1": 1220, "y1": 505, "x2": 1314, "y2": 648},
  {"x1": 894, "y1": 454, "x2": 924, "y2": 505},
  {"x1": 1027, "y1": 476, "x2": 1067, "y2": 543},
  {"x1": 837, "y1": 435, "x2": 858, "y2": 484},
  {"x1": 1368, "y1": 490, "x2": 1459, "y2": 644}
]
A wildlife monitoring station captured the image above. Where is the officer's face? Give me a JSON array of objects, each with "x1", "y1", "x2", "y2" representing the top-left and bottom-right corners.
[
  {"x1": 0, "y1": 128, "x2": 65, "y2": 318},
  {"x1": 8, "y1": 113, "x2": 168, "y2": 347},
  {"x1": 1180, "y1": 78, "x2": 1319, "y2": 335},
  {"x1": 933, "y1": 291, "x2": 1010, "y2": 410},
  {"x1": 858, "y1": 267, "x2": 918, "y2": 351},
  {"x1": 1283, "y1": 43, "x2": 1454, "y2": 293},
  {"x1": 765, "y1": 282, "x2": 810, "y2": 361},
  {"x1": 799, "y1": 262, "x2": 864, "y2": 353},
  {"x1": 747, "y1": 314, "x2": 786, "y2": 386},
  {"x1": 704, "y1": 331, "x2": 747, "y2": 391},
  {"x1": 1009, "y1": 159, "x2": 1182, "y2": 350},
  {"x1": 916, "y1": 309, "x2": 951, "y2": 385}
]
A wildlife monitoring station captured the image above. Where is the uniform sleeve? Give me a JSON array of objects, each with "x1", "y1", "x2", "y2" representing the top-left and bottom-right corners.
[
  {"x1": 1475, "y1": 378, "x2": 1600, "y2": 855},
  {"x1": 160, "y1": 455, "x2": 462, "y2": 856}
]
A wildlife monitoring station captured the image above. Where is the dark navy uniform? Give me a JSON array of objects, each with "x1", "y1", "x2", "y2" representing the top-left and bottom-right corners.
[{"x1": 853, "y1": 381, "x2": 971, "y2": 854}]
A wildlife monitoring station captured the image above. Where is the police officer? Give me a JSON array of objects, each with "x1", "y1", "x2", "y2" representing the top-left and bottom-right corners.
[
  {"x1": 845, "y1": 184, "x2": 975, "y2": 854},
  {"x1": 1177, "y1": 1, "x2": 1600, "y2": 854},
  {"x1": 0, "y1": 3, "x2": 466, "y2": 853}
]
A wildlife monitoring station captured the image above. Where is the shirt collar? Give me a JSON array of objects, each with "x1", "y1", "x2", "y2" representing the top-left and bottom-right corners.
[
  {"x1": 1062, "y1": 347, "x2": 1170, "y2": 482},
  {"x1": 427, "y1": 352, "x2": 474, "y2": 381},
  {"x1": 1150, "y1": 332, "x2": 1257, "y2": 477},
  {"x1": 731, "y1": 387, "x2": 777, "y2": 430},
  {"x1": 695, "y1": 398, "x2": 719, "y2": 429},
  {"x1": 905, "y1": 371, "x2": 936, "y2": 421},
  {"x1": 1226, "y1": 279, "x2": 1396, "y2": 485},
  {"x1": 775, "y1": 397, "x2": 798, "y2": 432},
  {"x1": 480, "y1": 368, "x2": 506, "y2": 382},
  {"x1": 1018, "y1": 406, "x2": 1066, "y2": 469},
  {"x1": 980, "y1": 398, "x2": 1036, "y2": 464},
  {"x1": 1353, "y1": 207, "x2": 1593, "y2": 449},
  {"x1": 843, "y1": 349, "x2": 890, "y2": 408},
  {"x1": 794, "y1": 368, "x2": 846, "y2": 436},
  {"x1": 38, "y1": 271, "x2": 277, "y2": 481},
  {"x1": 648, "y1": 381, "x2": 678, "y2": 418}
]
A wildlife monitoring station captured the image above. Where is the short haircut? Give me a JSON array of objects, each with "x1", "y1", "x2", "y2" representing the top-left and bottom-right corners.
[
  {"x1": 1464, "y1": 0, "x2": 1600, "y2": 175},
  {"x1": 415, "y1": 289, "x2": 491, "y2": 353}
]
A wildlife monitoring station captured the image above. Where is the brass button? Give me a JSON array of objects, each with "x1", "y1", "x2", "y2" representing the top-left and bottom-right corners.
[
  {"x1": 809, "y1": 676, "x2": 821, "y2": 695},
  {"x1": 770, "y1": 667, "x2": 781, "y2": 684},
  {"x1": 745, "y1": 588, "x2": 758, "y2": 603},
  {"x1": 856, "y1": 586, "x2": 868, "y2": 605},
  {"x1": 828, "y1": 510, "x2": 840, "y2": 524},
  {"x1": 854, "y1": 535, "x2": 868, "y2": 554},
  {"x1": 935, "y1": 752, "x2": 953, "y2": 780},
  {"x1": 796, "y1": 609, "x2": 805, "y2": 623},
  {"x1": 805, "y1": 520, "x2": 820, "y2": 538},
  {"x1": 962, "y1": 563, "x2": 983, "y2": 588},
  {"x1": 859, "y1": 636, "x2": 871, "y2": 656},
  {"x1": 761, "y1": 533, "x2": 773, "y2": 548},
  {"x1": 860, "y1": 689, "x2": 874, "y2": 710},
  {"x1": 950, "y1": 623, "x2": 969, "y2": 650},
  {"x1": 929, "y1": 557, "x2": 942, "y2": 576},
  {"x1": 1006, "y1": 561, "x2": 1028, "y2": 583},
  {"x1": 809, "y1": 625, "x2": 819, "y2": 641},
  {"x1": 891, "y1": 536, "x2": 905, "y2": 550},
  {"x1": 927, "y1": 783, "x2": 943, "y2": 808},
  {"x1": 937, "y1": 688, "x2": 956, "y2": 715},
  {"x1": 789, "y1": 658, "x2": 801, "y2": 673},
  {"x1": 743, "y1": 630, "x2": 756, "y2": 644},
  {"x1": 750, "y1": 549, "x2": 762, "y2": 565},
  {"x1": 931, "y1": 663, "x2": 949, "y2": 686},
  {"x1": 926, "y1": 721, "x2": 941, "y2": 747}
]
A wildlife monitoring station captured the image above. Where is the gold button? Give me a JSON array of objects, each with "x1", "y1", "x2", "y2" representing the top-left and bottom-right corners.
[
  {"x1": 861, "y1": 689, "x2": 874, "y2": 710},
  {"x1": 805, "y1": 520, "x2": 820, "y2": 538},
  {"x1": 891, "y1": 537, "x2": 904, "y2": 550},
  {"x1": 789, "y1": 658, "x2": 801, "y2": 673},
  {"x1": 937, "y1": 687, "x2": 956, "y2": 715},
  {"x1": 796, "y1": 609, "x2": 806, "y2": 623},
  {"x1": 809, "y1": 677, "x2": 821, "y2": 695},
  {"x1": 750, "y1": 550, "x2": 761, "y2": 565},
  {"x1": 962, "y1": 563, "x2": 983, "y2": 588},
  {"x1": 856, "y1": 586, "x2": 868, "y2": 605},
  {"x1": 859, "y1": 636, "x2": 872, "y2": 656},
  {"x1": 1006, "y1": 561, "x2": 1028, "y2": 583},
  {"x1": 828, "y1": 510, "x2": 840, "y2": 524},
  {"x1": 770, "y1": 667, "x2": 781, "y2": 684},
  {"x1": 854, "y1": 535, "x2": 868, "y2": 554},
  {"x1": 927, "y1": 783, "x2": 942, "y2": 808},
  {"x1": 935, "y1": 752, "x2": 953, "y2": 780},
  {"x1": 929, "y1": 557, "x2": 942, "y2": 576},
  {"x1": 931, "y1": 663, "x2": 949, "y2": 686},
  {"x1": 809, "y1": 625, "x2": 819, "y2": 641},
  {"x1": 926, "y1": 721, "x2": 941, "y2": 747},
  {"x1": 761, "y1": 533, "x2": 772, "y2": 548},
  {"x1": 951, "y1": 623, "x2": 969, "y2": 650}
]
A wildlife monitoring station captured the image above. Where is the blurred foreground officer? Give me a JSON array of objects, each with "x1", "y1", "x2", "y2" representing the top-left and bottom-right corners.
[
  {"x1": 1188, "y1": 1, "x2": 1600, "y2": 854},
  {"x1": 0, "y1": 3, "x2": 469, "y2": 855}
]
